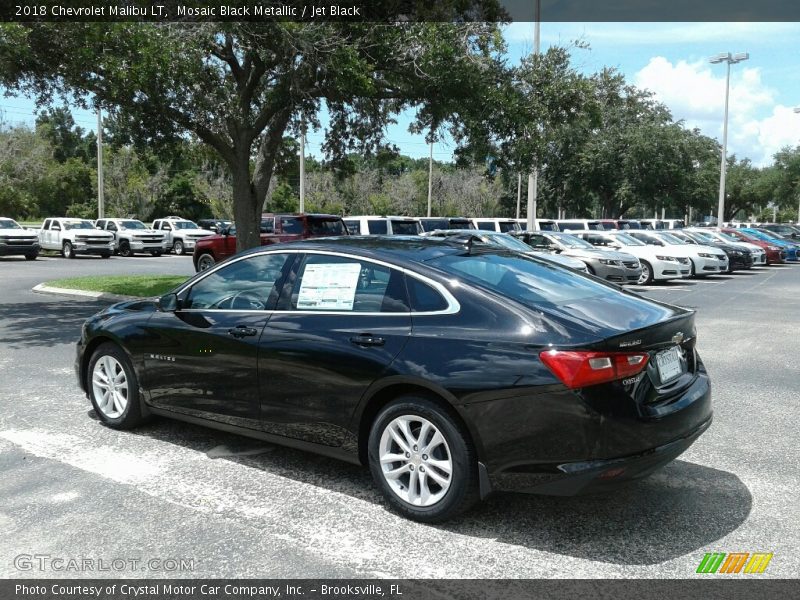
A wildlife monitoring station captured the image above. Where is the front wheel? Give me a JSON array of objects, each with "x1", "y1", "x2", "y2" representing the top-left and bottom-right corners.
[
  {"x1": 25, "y1": 253, "x2": 38, "y2": 261},
  {"x1": 173, "y1": 239, "x2": 185, "y2": 255},
  {"x1": 118, "y1": 241, "x2": 133, "y2": 257},
  {"x1": 197, "y1": 253, "x2": 215, "y2": 271},
  {"x1": 88, "y1": 343, "x2": 147, "y2": 430},
  {"x1": 150, "y1": 250, "x2": 163, "y2": 257},
  {"x1": 638, "y1": 260, "x2": 653, "y2": 285},
  {"x1": 368, "y1": 396, "x2": 479, "y2": 523},
  {"x1": 62, "y1": 241, "x2": 76, "y2": 259}
]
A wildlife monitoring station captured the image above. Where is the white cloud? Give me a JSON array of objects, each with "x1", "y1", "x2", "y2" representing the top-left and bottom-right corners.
[{"x1": 634, "y1": 57, "x2": 800, "y2": 165}]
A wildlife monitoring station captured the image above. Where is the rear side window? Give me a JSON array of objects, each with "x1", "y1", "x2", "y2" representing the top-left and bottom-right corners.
[
  {"x1": 308, "y1": 218, "x2": 346, "y2": 235},
  {"x1": 390, "y1": 220, "x2": 420, "y2": 235},
  {"x1": 406, "y1": 277, "x2": 448, "y2": 312},
  {"x1": 290, "y1": 254, "x2": 408, "y2": 313},
  {"x1": 477, "y1": 222, "x2": 494, "y2": 231},
  {"x1": 498, "y1": 222, "x2": 519, "y2": 233},
  {"x1": 429, "y1": 253, "x2": 612, "y2": 308},
  {"x1": 344, "y1": 220, "x2": 361, "y2": 234},
  {"x1": 368, "y1": 220, "x2": 388, "y2": 235}
]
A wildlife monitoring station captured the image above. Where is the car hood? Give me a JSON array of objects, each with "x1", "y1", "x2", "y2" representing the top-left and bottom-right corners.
[
  {"x1": 123, "y1": 228, "x2": 163, "y2": 235},
  {"x1": 526, "y1": 251, "x2": 586, "y2": 270},
  {"x1": 563, "y1": 248, "x2": 637, "y2": 262}
]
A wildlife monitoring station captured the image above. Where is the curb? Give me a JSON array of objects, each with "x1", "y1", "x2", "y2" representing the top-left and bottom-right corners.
[{"x1": 32, "y1": 283, "x2": 137, "y2": 303}]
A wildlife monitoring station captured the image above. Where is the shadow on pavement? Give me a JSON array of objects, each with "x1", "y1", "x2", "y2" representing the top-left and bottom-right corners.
[
  {"x1": 125, "y1": 417, "x2": 750, "y2": 566},
  {"x1": 0, "y1": 300, "x2": 109, "y2": 348}
]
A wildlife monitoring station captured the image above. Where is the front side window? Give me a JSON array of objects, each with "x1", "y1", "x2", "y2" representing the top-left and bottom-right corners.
[
  {"x1": 290, "y1": 254, "x2": 408, "y2": 313},
  {"x1": 185, "y1": 253, "x2": 292, "y2": 310}
]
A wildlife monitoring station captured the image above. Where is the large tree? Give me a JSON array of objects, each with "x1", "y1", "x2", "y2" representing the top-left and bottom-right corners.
[{"x1": 0, "y1": 18, "x2": 505, "y2": 249}]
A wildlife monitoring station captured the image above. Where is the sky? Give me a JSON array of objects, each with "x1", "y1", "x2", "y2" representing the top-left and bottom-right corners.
[{"x1": 2, "y1": 22, "x2": 800, "y2": 167}]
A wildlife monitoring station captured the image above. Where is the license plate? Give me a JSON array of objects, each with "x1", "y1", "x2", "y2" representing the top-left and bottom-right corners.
[{"x1": 656, "y1": 346, "x2": 683, "y2": 383}]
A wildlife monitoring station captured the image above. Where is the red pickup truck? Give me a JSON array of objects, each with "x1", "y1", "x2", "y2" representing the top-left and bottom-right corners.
[{"x1": 192, "y1": 213, "x2": 349, "y2": 271}]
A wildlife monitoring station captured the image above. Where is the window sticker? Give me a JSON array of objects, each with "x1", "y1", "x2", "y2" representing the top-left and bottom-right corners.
[{"x1": 297, "y1": 262, "x2": 362, "y2": 310}]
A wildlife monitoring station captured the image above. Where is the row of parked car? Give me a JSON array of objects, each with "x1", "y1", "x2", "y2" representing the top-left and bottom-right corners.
[
  {"x1": 3, "y1": 213, "x2": 799, "y2": 285},
  {"x1": 184, "y1": 213, "x2": 800, "y2": 288},
  {"x1": 0, "y1": 216, "x2": 220, "y2": 260}
]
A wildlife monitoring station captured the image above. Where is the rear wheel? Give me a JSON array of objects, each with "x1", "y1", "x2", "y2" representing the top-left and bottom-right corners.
[
  {"x1": 638, "y1": 260, "x2": 653, "y2": 285},
  {"x1": 197, "y1": 253, "x2": 215, "y2": 271},
  {"x1": 368, "y1": 396, "x2": 479, "y2": 523},
  {"x1": 88, "y1": 342, "x2": 147, "y2": 430},
  {"x1": 118, "y1": 241, "x2": 133, "y2": 257},
  {"x1": 25, "y1": 253, "x2": 38, "y2": 261},
  {"x1": 62, "y1": 241, "x2": 76, "y2": 259},
  {"x1": 173, "y1": 239, "x2": 185, "y2": 255}
]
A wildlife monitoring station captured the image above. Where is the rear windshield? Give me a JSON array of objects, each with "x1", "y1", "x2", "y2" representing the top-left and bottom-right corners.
[
  {"x1": 428, "y1": 252, "x2": 612, "y2": 308},
  {"x1": 538, "y1": 221, "x2": 558, "y2": 231},
  {"x1": 498, "y1": 221, "x2": 520, "y2": 233},
  {"x1": 391, "y1": 220, "x2": 421, "y2": 235},
  {"x1": 420, "y1": 219, "x2": 447, "y2": 231},
  {"x1": 173, "y1": 221, "x2": 200, "y2": 230},
  {"x1": 63, "y1": 221, "x2": 95, "y2": 230},
  {"x1": 449, "y1": 219, "x2": 475, "y2": 229},
  {"x1": 120, "y1": 220, "x2": 146, "y2": 229}
]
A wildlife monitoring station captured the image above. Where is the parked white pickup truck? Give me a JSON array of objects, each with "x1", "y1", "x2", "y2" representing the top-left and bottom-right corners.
[
  {"x1": 151, "y1": 217, "x2": 215, "y2": 255},
  {"x1": 95, "y1": 218, "x2": 168, "y2": 257},
  {"x1": 0, "y1": 217, "x2": 40, "y2": 260},
  {"x1": 39, "y1": 217, "x2": 115, "y2": 258}
]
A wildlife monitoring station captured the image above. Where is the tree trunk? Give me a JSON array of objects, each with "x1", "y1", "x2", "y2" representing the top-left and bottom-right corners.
[{"x1": 231, "y1": 153, "x2": 262, "y2": 253}]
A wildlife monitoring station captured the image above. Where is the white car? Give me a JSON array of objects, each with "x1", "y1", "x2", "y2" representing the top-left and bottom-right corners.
[
  {"x1": 343, "y1": 216, "x2": 422, "y2": 235},
  {"x1": 0, "y1": 217, "x2": 40, "y2": 260},
  {"x1": 571, "y1": 230, "x2": 691, "y2": 284},
  {"x1": 38, "y1": 218, "x2": 115, "y2": 259},
  {"x1": 151, "y1": 217, "x2": 215, "y2": 255},
  {"x1": 624, "y1": 230, "x2": 728, "y2": 277},
  {"x1": 470, "y1": 218, "x2": 521, "y2": 233},
  {"x1": 95, "y1": 218, "x2": 168, "y2": 257},
  {"x1": 687, "y1": 228, "x2": 767, "y2": 266}
]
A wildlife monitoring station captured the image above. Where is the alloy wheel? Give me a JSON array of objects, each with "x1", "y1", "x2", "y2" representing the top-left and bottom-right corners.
[
  {"x1": 91, "y1": 355, "x2": 129, "y2": 419},
  {"x1": 638, "y1": 262, "x2": 651, "y2": 284},
  {"x1": 378, "y1": 415, "x2": 452, "y2": 507}
]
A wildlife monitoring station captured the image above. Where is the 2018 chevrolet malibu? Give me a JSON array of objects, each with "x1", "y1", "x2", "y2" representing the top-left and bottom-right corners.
[{"x1": 75, "y1": 237, "x2": 712, "y2": 522}]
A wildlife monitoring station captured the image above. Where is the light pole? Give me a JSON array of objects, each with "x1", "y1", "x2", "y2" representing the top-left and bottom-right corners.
[
  {"x1": 710, "y1": 51, "x2": 749, "y2": 226},
  {"x1": 525, "y1": 0, "x2": 541, "y2": 232},
  {"x1": 794, "y1": 107, "x2": 800, "y2": 225}
]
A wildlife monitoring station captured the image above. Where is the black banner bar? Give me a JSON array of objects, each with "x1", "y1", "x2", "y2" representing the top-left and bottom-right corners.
[
  {"x1": 3, "y1": 580, "x2": 800, "y2": 600},
  {"x1": 4, "y1": 0, "x2": 800, "y2": 23}
]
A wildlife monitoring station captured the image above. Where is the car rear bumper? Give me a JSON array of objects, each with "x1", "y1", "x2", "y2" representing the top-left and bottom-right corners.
[{"x1": 489, "y1": 415, "x2": 712, "y2": 495}]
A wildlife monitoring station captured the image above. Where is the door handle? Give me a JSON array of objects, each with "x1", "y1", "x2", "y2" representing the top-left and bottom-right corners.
[
  {"x1": 228, "y1": 326, "x2": 258, "y2": 338},
  {"x1": 350, "y1": 334, "x2": 386, "y2": 347}
]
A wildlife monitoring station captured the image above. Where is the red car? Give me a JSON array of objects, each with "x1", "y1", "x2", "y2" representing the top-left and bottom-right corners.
[
  {"x1": 720, "y1": 228, "x2": 785, "y2": 265},
  {"x1": 193, "y1": 213, "x2": 348, "y2": 271}
]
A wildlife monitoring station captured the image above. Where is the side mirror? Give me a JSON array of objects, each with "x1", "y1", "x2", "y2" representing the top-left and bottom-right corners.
[{"x1": 158, "y1": 293, "x2": 179, "y2": 312}]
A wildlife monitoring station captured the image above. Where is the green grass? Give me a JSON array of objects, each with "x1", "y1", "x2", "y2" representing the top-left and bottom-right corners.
[{"x1": 46, "y1": 275, "x2": 189, "y2": 297}]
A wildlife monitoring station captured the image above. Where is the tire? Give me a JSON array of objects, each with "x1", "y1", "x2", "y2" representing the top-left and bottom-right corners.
[
  {"x1": 150, "y1": 250, "x2": 163, "y2": 257},
  {"x1": 25, "y1": 253, "x2": 38, "y2": 261},
  {"x1": 368, "y1": 396, "x2": 479, "y2": 523},
  {"x1": 119, "y1": 240, "x2": 133, "y2": 257},
  {"x1": 197, "y1": 253, "x2": 216, "y2": 271},
  {"x1": 585, "y1": 263, "x2": 595, "y2": 276},
  {"x1": 638, "y1": 260, "x2": 653, "y2": 285},
  {"x1": 173, "y1": 239, "x2": 185, "y2": 255},
  {"x1": 62, "y1": 241, "x2": 76, "y2": 259},
  {"x1": 101, "y1": 253, "x2": 111, "y2": 259},
  {"x1": 87, "y1": 342, "x2": 147, "y2": 430}
]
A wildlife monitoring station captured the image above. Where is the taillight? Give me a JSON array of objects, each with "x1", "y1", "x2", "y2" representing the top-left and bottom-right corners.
[{"x1": 539, "y1": 350, "x2": 649, "y2": 389}]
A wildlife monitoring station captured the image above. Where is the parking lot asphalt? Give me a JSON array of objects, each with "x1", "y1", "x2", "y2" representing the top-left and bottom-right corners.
[{"x1": 0, "y1": 255, "x2": 798, "y2": 579}]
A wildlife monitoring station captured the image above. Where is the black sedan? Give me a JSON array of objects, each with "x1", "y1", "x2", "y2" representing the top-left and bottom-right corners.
[{"x1": 75, "y1": 237, "x2": 712, "y2": 522}]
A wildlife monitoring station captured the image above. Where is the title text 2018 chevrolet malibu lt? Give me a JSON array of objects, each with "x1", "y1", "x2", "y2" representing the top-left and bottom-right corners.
[{"x1": 76, "y1": 237, "x2": 712, "y2": 522}]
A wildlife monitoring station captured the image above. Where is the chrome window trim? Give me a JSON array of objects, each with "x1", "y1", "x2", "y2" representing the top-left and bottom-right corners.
[{"x1": 175, "y1": 248, "x2": 460, "y2": 317}]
